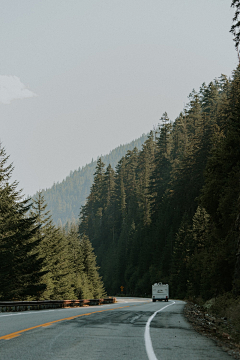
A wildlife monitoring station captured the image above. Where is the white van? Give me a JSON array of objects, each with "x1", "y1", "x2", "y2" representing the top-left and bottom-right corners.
[{"x1": 152, "y1": 282, "x2": 169, "y2": 302}]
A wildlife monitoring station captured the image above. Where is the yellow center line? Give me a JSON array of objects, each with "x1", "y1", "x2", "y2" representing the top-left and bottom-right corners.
[{"x1": 0, "y1": 305, "x2": 132, "y2": 340}]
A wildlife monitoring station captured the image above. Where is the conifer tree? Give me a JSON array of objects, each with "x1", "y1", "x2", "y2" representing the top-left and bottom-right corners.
[
  {"x1": 80, "y1": 235, "x2": 106, "y2": 298},
  {"x1": 150, "y1": 113, "x2": 172, "y2": 220},
  {"x1": 137, "y1": 132, "x2": 155, "y2": 226},
  {"x1": 0, "y1": 146, "x2": 46, "y2": 300},
  {"x1": 79, "y1": 158, "x2": 105, "y2": 245},
  {"x1": 230, "y1": 0, "x2": 240, "y2": 61},
  {"x1": 64, "y1": 222, "x2": 91, "y2": 299},
  {"x1": 170, "y1": 217, "x2": 191, "y2": 298},
  {"x1": 31, "y1": 192, "x2": 74, "y2": 299}
]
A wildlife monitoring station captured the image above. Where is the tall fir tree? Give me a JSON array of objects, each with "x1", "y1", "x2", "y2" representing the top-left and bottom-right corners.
[
  {"x1": 0, "y1": 146, "x2": 46, "y2": 300},
  {"x1": 31, "y1": 192, "x2": 75, "y2": 299}
]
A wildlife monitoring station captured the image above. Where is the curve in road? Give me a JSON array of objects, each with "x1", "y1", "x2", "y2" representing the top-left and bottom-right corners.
[{"x1": 0, "y1": 298, "x2": 234, "y2": 360}]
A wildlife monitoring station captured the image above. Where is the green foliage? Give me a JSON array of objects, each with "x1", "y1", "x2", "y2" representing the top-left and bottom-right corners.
[
  {"x1": 230, "y1": 0, "x2": 240, "y2": 60},
  {"x1": 30, "y1": 193, "x2": 106, "y2": 300},
  {"x1": 80, "y1": 235, "x2": 106, "y2": 298},
  {"x1": 79, "y1": 69, "x2": 240, "y2": 301},
  {"x1": 0, "y1": 146, "x2": 46, "y2": 300},
  {"x1": 30, "y1": 192, "x2": 75, "y2": 299},
  {"x1": 0, "y1": 145, "x2": 106, "y2": 301}
]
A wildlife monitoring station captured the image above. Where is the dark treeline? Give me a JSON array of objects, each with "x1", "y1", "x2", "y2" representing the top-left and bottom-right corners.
[
  {"x1": 0, "y1": 148, "x2": 105, "y2": 300},
  {"x1": 79, "y1": 68, "x2": 240, "y2": 300}
]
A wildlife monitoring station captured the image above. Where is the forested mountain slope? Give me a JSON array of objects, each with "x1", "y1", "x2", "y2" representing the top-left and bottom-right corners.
[
  {"x1": 79, "y1": 70, "x2": 240, "y2": 300},
  {"x1": 37, "y1": 134, "x2": 148, "y2": 225}
]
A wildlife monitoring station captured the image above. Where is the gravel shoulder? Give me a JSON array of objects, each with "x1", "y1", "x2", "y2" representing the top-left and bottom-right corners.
[{"x1": 184, "y1": 301, "x2": 240, "y2": 359}]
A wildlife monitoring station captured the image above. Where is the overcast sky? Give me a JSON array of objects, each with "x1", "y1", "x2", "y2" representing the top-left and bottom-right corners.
[{"x1": 0, "y1": 0, "x2": 237, "y2": 195}]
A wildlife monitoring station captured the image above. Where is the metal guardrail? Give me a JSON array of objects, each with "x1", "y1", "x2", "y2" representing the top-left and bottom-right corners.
[{"x1": 0, "y1": 298, "x2": 116, "y2": 312}]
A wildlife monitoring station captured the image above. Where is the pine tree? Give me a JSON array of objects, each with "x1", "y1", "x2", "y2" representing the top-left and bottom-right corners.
[
  {"x1": 150, "y1": 112, "x2": 172, "y2": 220},
  {"x1": 170, "y1": 217, "x2": 191, "y2": 298},
  {"x1": 31, "y1": 192, "x2": 74, "y2": 299},
  {"x1": 64, "y1": 222, "x2": 91, "y2": 299},
  {"x1": 137, "y1": 132, "x2": 155, "y2": 226},
  {"x1": 0, "y1": 146, "x2": 46, "y2": 300},
  {"x1": 80, "y1": 235, "x2": 106, "y2": 298},
  {"x1": 79, "y1": 158, "x2": 105, "y2": 246},
  {"x1": 187, "y1": 206, "x2": 211, "y2": 298},
  {"x1": 230, "y1": 0, "x2": 240, "y2": 62}
]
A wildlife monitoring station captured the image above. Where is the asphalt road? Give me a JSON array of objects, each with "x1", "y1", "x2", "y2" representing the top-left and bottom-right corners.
[{"x1": 0, "y1": 298, "x2": 233, "y2": 360}]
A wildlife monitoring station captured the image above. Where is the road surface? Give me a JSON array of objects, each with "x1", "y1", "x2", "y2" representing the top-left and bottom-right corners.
[{"x1": 0, "y1": 298, "x2": 233, "y2": 359}]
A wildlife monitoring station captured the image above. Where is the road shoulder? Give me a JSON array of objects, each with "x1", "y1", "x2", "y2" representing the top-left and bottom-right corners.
[{"x1": 184, "y1": 301, "x2": 240, "y2": 359}]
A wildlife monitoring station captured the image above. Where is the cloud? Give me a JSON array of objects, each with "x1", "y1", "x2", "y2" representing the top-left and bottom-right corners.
[{"x1": 0, "y1": 75, "x2": 37, "y2": 104}]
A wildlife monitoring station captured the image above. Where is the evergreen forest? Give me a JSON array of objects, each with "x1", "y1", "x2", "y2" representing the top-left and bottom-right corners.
[
  {"x1": 0, "y1": 148, "x2": 105, "y2": 300},
  {"x1": 79, "y1": 69, "x2": 240, "y2": 301}
]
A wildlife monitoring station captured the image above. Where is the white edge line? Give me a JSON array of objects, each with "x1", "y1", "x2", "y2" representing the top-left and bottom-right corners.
[{"x1": 144, "y1": 301, "x2": 176, "y2": 360}]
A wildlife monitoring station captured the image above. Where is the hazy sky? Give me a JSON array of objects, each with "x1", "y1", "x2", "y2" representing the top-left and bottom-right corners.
[{"x1": 0, "y1": 0, "x2": 237, "y2": 195}]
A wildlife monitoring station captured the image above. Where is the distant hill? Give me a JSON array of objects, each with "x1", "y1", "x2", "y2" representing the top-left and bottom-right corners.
[{"x1": 37, "y1": 134, "x2": 148, "y2": 225}]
